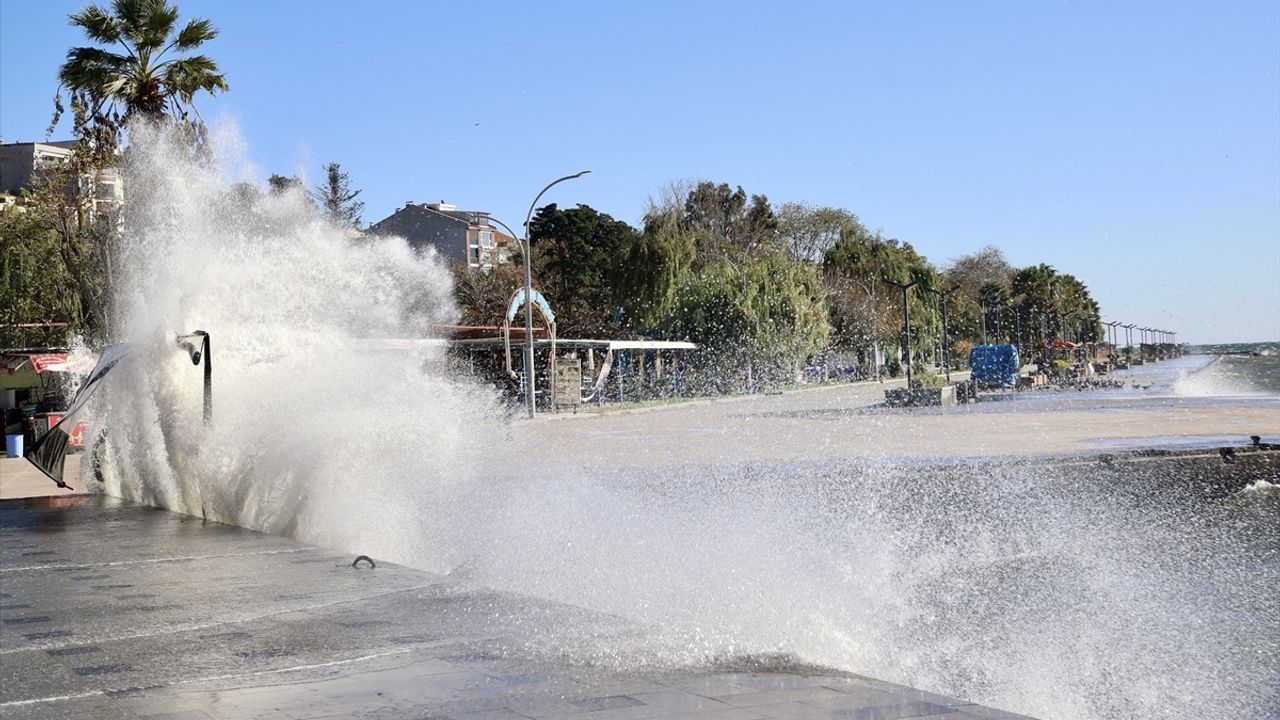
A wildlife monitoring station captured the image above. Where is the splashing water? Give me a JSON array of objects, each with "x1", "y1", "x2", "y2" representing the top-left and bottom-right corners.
[
  {"x1": 1174, "y1": 353, "x2": 1280, "y2": 397},
  {"x1": 93, "y1": 122, "x2": 502, "y2": 559},
  {"x1": 85, "y1": 125, "x2": 1277, "y2": 720}
]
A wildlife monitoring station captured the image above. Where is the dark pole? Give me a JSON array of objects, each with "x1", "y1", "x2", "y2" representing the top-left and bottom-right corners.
[
  {"x1": 1014, "y1": 304, "x2": 1022, "y2": 355},
  {"x1": 1103, "y1": 321, "x2": 1120, "y2": 356},
  {"x1": 980, "y1": 299, "x2": 988, "y2": 345},
  {"x1": 201, "y1": 333, "x2": 211, "y2": 424},
  {"x1": 177, "y1": 331, "x2": 211, "y2": 425},
  {"x1": 926, "y1": 285, "x2": 960, "y2": 384},
  {"x1": 883, "y1": 279, "x2": 919, "y2": 388}
]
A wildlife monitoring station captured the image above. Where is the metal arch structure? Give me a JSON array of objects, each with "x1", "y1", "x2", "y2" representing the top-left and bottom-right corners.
[{"x1": 502, "y1": 287, "x2": 558, "y2": 403}]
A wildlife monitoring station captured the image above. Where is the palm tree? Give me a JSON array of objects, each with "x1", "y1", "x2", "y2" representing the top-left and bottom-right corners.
[{"x1": 55, "y1": 0, "x2": 228, "y2": 130}]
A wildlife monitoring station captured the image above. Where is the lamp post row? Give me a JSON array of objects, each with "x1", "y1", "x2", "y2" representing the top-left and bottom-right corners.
[{"x1": 1104, "y1": 322, "x2": 1179, "y2": 359}]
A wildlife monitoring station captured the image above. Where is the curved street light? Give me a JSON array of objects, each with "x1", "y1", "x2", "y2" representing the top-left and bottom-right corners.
[
  {"x1": 925, "y1": 285, "x2": 960, "y2": 384},
  {"x1": 882, "y1": 278, "x2": 920, "y2": 387},
  {"x1": 1122, "y1": 323, "x2": 1138, "y2": 359},
  {"x1": 520, "y1": 171, "x2": 591, "y2": 418}
]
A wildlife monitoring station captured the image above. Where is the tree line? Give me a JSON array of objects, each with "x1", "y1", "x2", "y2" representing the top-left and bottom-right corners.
[{"x1": 454, "y1": 180, "x2": 1104, "y2": 386}]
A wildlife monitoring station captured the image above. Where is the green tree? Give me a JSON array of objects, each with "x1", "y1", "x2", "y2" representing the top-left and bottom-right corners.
[
  {"x1": 660, "y1": 254, "x2": 829, "y2": 387},
  {"x1": 776, "y1": 203, "x2": 864, "y2": 263},
  {"x1": 680, "y1": 181, "x2": 779, "y2": 258},
  {"x1": 979, "y1": 280, "x2": 1011, "y2": 342},
  {"x1": 450, "y1": 262, "x2": 523, "y2": 326},
  {"x1": 1009, "y1": 264, "x2": 1100, "y2": 348},
  {"x1": 613, "y1": 200, "x2": 697, "y2": 328},
  {"x1": 612, "y1": 181, "x2": 828, "y2": 386},
  {"x1": 526, "y1": 203, "x2": 640, "y2": 338},
  {"x1": 1010, "y1": 263, "x2": 1058, "y2": 349},
  {"x1": 822, "y1": 230, "x2": 938, "y2": 361},
  {"x1": 312, "y1": 162, "x2": 364, "y2": 228},
  {"x1": 0, "y1": 162, "x2": 113, "y2": 345},
  {"x1": 941, "y1": 245, "x2": 1014, "y2": 344}
]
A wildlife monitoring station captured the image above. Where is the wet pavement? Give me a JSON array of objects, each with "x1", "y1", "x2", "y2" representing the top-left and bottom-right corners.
[{"x1": 0, "y1": 495, "x2": 1035, "y2": 719}]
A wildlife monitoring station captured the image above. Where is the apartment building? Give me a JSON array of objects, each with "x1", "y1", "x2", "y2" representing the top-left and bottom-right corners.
[
  {"x1": 366, "y1": 201, "x2": 515, "y2": 271},
  {"x1": 0, "y1": 141, "x2": 122, "y2": 221}
]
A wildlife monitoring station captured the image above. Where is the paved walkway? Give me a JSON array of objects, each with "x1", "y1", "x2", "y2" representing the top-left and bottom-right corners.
[
  {"x1": 0, "y1": 495, "x2": 1033, "y2": 719},
  {"x1": 0, "y1": 455, "x2": 80, "y2": 501},
  {"x1": 514, "y1": 379, "x2": 1279, "y2": 473}
]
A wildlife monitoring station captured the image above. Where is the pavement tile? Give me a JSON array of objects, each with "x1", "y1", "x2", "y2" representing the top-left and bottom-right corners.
[
  {"x1": 570, "y1": 694, "x2": 646, "y2": 711},
  {"x1": 677, "y1": 710, "x2": 772, "y2": 720},
  {"x1": 442, "y1": 710, "x2": 541, "y2": 720},
  {"x1": 714, "y1": 686, "x2": 863, "y2": 708},
  {"x1": 0, "y1": 696, "x2": 139, "y2": 720},
  {"x1": 668, "y1": 673, "x2": 864, "y2": 698}
]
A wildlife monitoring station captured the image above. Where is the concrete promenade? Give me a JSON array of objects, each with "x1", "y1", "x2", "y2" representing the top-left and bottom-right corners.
[
  {"x1": 0, "y1": 495, "x2": 1032, "y2": 720},
  {"x1": 514, "y1": 377, "x2": 1280, "y2": 472},
  {"x1": 0, "y1": 456, "x2": 80, "y2": 501}
]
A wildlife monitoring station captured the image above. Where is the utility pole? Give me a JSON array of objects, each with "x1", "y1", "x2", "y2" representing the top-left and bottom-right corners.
[{"x1": 883, "y1": 278, "x2": 920, "y2": 388}]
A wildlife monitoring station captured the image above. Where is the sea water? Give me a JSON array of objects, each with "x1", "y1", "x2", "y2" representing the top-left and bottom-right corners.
[{"x1": 85, "y1": 124, "x2": 1278, "y2": 720}]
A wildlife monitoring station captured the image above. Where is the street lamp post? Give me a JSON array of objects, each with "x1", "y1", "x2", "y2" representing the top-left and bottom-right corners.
[
  {"x1": 520, "y1": 171, "x2": 591, "y2": 418},
  {"x1": 1102, "y1": 321, "x2": 1120, "y2": 354},
  {"x1": 926, "y1": 285, "x2": 960, "y2": 384},
  {"x1": 883, "y1": 278, "x2": 920, "y2": 388},
  {"x1": 1013, "y1": 304, "x2": 1022, "y2": 355},
  {"x1": 979, "y1": 299, "x2": 988, "y2": 345},
  {"x1": 176, "y1": 331, "x2": 211, "y2": 425}
]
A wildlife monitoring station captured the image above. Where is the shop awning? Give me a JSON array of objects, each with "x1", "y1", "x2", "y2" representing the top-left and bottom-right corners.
[{"x1": 1, "y1": 352, "x2": 96, "y2": 375}]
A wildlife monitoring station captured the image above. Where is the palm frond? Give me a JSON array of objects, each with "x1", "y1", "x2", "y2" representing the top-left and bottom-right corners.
[
  {"x1": 174, "y1": 18, "x2": 217, "y2": 50},
  {"x1": 111, "y1": 0, "x2": 149, "y2": 37},
  {"x1": 68, "y1": 4, "x2": 122, "y2": 45},
  {"x1": 139, "y1": 2, "x2": 180, "y2": 50},
  {"x1": 162, "y1": 55, "x2": 228, "y2": 103},
  {"x1": 58, "y1": 47, "x2": 131, "y2": 95},
  {"x1": 114, "y1": 0, "x2": 177, "y2": 52}
]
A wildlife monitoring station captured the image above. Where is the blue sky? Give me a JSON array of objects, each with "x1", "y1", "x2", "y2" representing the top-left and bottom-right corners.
[{"x1": 3, "y1": 1, "x2": 1277, "y2": 343}]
